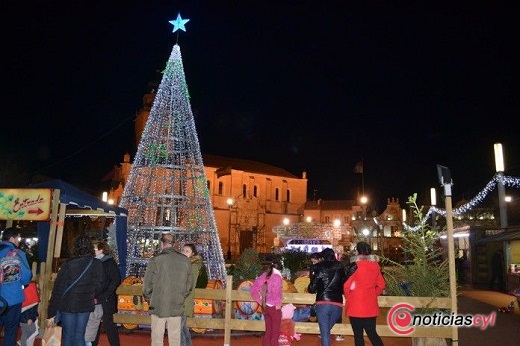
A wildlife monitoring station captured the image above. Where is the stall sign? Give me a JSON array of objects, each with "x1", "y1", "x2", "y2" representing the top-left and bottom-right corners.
[{"x1": 0, "y1": 188, "x2": 52, "y2": 221}]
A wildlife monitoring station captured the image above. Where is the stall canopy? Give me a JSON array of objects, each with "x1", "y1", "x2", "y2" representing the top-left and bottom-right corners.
[
  {"x1": 29, "y1": 179, "x2": 128, "y2": 277},
  {"x1": 476, "y1": 228, "x2": 520, "y2": 243}
]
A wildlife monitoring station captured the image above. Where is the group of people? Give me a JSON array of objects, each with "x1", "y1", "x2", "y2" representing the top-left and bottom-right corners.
[
  {"x1": 46, "y1": 235, "x2": 120, "y2": 346},
  {"x1": 0, "y1": 227, "x2": 121, "y2": 346},
  {"x1": 0, "y1": 226, "x2": 202, "y2": 346},
  {"x1": 251, "y1": 242, "x2": 386, "y2": 346}
]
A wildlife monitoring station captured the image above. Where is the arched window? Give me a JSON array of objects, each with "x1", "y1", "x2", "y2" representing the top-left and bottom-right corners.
[
  {"x1": 207, "y1": 180, "x2": 211, "y2": 194},
  {"x1": 286, "y1": 189, "x2": 291, "y2": 202},
  {"x1": 218, "y1": 182, "x2": 223, "y2": 195},
  {"x1": 242, "y1": 184, "x2": 247, "y2": 197},
  {"x1": 275, "y1": 188, "x2": 279, "y2": 201},
  {"x1": 253, "y1": 185, "x2": 258, "y2": 197}
]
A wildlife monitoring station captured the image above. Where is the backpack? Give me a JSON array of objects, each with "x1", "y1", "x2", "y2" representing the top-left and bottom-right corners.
[{"x1": 0, "y1": 245, "x2": 22, "y2": 284}]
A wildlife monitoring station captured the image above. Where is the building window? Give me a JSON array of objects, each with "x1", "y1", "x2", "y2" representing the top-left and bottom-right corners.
[
  {"x1": 286, "y1": 189, "x2": 291, "y2": 202},
  {"x1": 218, "y1": 182, "x2": 223, "y2": 195},
  {"x1": 275, "y1": 188, "x2": 279, "y2": 201},
  {"x1": 324, "y1": 216, "x2": 330, "y2": 223},
  {"x1": 207, "y1": 180, "x2": 211, "y2": 194},
  {"x1": 242, "y1": 184, "x2": 247, "y2": 197},
  {"x1": 253, "y1": 185, "x2": 258, "y2": 197}
]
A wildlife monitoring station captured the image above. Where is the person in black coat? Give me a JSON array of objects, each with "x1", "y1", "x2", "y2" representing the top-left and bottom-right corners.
[
  {"x1": 489, "y1": 249, "x2": 505, "y2": 291},
  {"x1": 91, "y1": 241, "x2": 121, "y2": 346},
  {"x1": 307, "y1": 248, "x2": 347, "y2": 346},
  {"x1": 47, "y1": 235, "x2": 103, "y2": 346}
]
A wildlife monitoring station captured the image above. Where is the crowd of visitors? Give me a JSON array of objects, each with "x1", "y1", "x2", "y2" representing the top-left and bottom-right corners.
[{"x1": 0, "y1": 226, "x2": 204, "y2": 346}]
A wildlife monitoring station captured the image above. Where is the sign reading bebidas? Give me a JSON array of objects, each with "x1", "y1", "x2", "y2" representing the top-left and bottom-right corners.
[{"x1": 0, "y1": 188, "x2": 52, "y2": 221}]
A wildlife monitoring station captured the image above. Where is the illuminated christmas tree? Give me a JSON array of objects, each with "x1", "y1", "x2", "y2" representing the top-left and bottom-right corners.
[{"x1": 119, "y1": 14, "x2": 227, "y2": 282}]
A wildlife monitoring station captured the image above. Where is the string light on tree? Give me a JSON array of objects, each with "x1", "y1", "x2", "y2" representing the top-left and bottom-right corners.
[
  {"x1": 403, "y1": 175, "x2": 520, "y2": 232},
  {"x1": 118, "y1": 14, "x2": 227, "y2": 283}
]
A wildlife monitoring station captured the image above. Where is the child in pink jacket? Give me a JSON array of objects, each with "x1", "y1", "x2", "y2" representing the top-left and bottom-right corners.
[{"x1": 250, "y1": 262, "x2": 283, "y2": 346}]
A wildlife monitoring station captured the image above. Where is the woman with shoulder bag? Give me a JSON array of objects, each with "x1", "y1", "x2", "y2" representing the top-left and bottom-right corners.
[{"x1": 47, "y1": 235, "x2": 103, "y2": 346}]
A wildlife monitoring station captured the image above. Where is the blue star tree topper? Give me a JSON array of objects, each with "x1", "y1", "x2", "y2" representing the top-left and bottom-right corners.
[{"x1": 169, "y1": 12, "x2": 190, "y2": 32}]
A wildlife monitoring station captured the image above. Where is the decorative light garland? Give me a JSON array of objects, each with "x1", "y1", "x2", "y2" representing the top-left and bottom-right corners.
[
  {"x1": 117, "y1": 15, "x2": 227, "y2": 282},
  {"x1": 404, "y1": 175, "x2": 520, "y2": 232}
]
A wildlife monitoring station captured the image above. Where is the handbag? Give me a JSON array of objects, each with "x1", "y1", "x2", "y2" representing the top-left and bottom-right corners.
[
  {"x1": 42, "y1": 324, "x2": 62, "y2": 346},
  {"x1": 55, "y1": 258, "x2": 93, "y2": 323},
  {"x1": 62, "y1": 258, "x2": 93, "y2": 297}
]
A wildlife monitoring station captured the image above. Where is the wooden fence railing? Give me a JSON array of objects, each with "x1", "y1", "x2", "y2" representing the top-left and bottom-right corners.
[{"x1": 113, "y1": 275, "x2": 454, "y2": 344}]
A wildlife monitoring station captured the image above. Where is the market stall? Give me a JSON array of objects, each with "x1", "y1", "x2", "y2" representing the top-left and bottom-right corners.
[{"x1": 26, "y1": 180, "x2": 128, "y2": 330}]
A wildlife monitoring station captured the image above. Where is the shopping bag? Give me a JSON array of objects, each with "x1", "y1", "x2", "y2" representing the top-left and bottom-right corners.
[
  {"x1": 22, "y1": 281, "x2": 40, "y2": 312},
  {"x1": 42, "y1": 324, "x2": 62, "y2": 346}
]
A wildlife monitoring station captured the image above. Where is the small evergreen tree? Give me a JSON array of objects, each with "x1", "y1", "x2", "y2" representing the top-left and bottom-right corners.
[
  {"x1": 281, "y1": 249, "x2": 309, "y2": 281},
  {"x1": 232, "y1": 248, "x2": 262, "y2": 288},
  {"x1": 383, "y1": 194, "x2": 450, "y2": 310}
]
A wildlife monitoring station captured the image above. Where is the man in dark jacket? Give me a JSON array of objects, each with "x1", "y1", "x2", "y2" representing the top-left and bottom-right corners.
[
  {"x1": 307, "y1": 248, "x2": 346, "y2": 346},
  {"x1": 143, "y1": 233, "x2": 194, "y2": 346}
]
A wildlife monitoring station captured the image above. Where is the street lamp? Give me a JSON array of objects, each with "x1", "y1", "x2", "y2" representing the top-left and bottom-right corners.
[
  {"x1": 360, "y1": 195, "x2": 368, "y2": 219},
  {"x1": 430, "y1": 187, "x2": 437, "y2": 229},
  {"x1": 494, "y1": 143, "x2": 508, "y2": 229},
  {"x1": 362, "y1": 228, "x2": 370, "y2": 239},
  {"x1": 226, "y1": 198, "x2": 234, "y2": 260},
  {"x1": 436, "y1": 164, "x2": 458, "y2": 343}
]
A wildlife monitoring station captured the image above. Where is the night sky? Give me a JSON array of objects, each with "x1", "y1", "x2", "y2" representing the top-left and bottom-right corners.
[{"x1": 2, "y1": 1, "x2": 519, "y2": 211}]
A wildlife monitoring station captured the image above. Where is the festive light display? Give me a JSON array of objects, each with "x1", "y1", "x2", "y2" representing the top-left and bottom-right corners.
[
  {"x1": 118, "y1": 24, "x2": 227, "y2": 282},
  {"x1": 404, "y1": 174, "x2": 520, "y2": 232},
  {"x1": 169, "y1": 12, "x2": 190, "y2": 33}
]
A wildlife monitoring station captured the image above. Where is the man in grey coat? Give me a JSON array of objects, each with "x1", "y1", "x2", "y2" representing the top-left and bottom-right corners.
[{"x1": 143, "y1": 233, "x2": 194, "y2": 346}]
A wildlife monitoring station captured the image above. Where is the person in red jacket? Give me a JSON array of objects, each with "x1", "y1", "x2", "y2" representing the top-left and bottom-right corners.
[{"x1": 343, "y1": 242, "x2": 385, "y2": 346}]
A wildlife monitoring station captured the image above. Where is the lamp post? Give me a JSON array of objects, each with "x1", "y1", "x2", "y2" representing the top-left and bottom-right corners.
[
  {"x1": 430, "y1": 187, "x2": 437, "y2": 229},
  {"x1": 362, "y1": 228, "x2": 370, "y2": 241},
  {"x1": 437, "y1": 164, "x2": 458, "y2": 345},
  {"x1": 226, "y1": 198, "x2": 234, "y2": 260},
  {"x1": 360, "y1": 195, "x2": 368, "y2": 220},
  {"x1": 494, "y1": 143, "x2": 508, "y2": 229}
]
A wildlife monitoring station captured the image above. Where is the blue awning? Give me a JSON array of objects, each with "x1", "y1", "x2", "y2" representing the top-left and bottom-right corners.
[
  {"x1": 28, "y1": 179, "x2": 128, "y2": 277},
  {"x1": 29, "y1": 179, "x2": 127, "y2": 216}
]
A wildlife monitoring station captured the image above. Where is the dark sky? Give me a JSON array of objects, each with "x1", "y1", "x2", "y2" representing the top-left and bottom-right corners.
[{"x1": 2, "y1": 1, "x2": 519, "y2": 211}]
